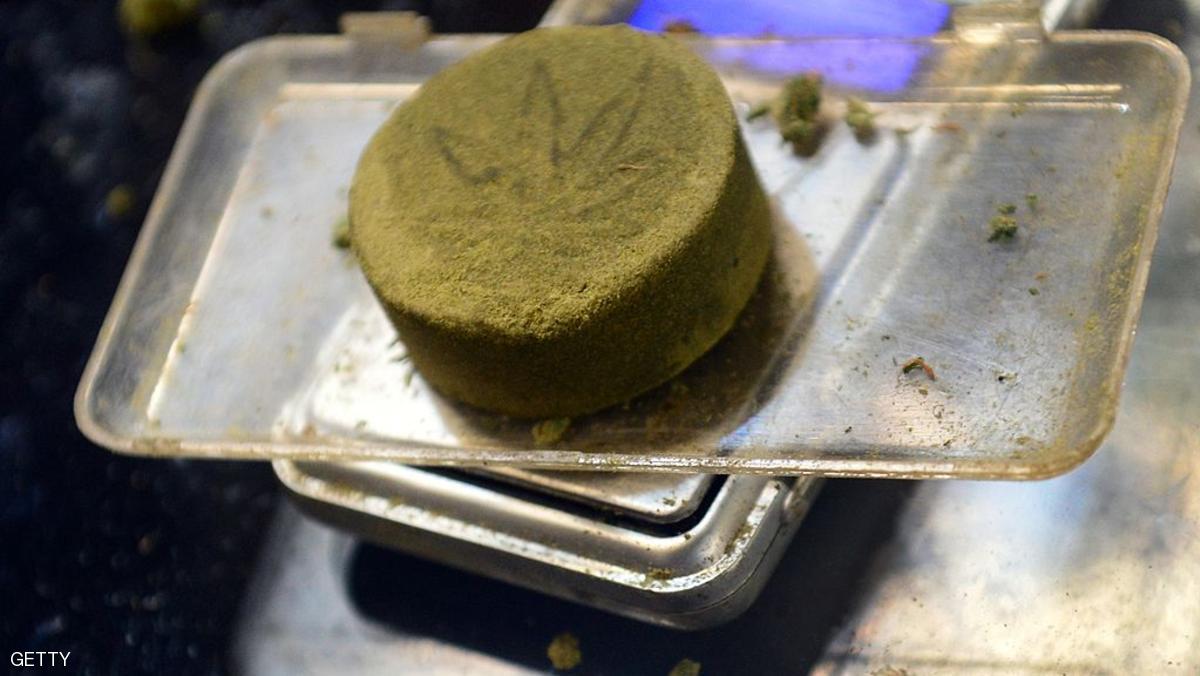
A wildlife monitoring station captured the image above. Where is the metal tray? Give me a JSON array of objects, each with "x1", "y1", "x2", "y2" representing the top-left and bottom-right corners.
[
  {"x1": 478, "y1": 467, "x2": 713, "y2": 523},
  {"x1": 273, "y1": 460, "x2": 822, "y2": 628},
  {"x1": 75, "y1": 29, "x2": 1188, "y2": 477}
]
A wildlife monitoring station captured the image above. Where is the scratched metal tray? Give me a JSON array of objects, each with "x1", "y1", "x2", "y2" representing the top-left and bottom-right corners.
[{"x1": 75, "y1": 30, "x2": 1188, "y2": 477}]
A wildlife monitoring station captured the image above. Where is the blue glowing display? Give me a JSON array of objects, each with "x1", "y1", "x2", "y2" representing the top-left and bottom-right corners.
[{"x1": 627, "y1": 0, "x2": 951, "y2": 92}]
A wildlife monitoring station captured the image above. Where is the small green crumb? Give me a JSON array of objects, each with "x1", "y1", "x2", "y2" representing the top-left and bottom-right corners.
[
  {"x1": 844, "y1": 97, "x2": 876, "y2": 142},
  {"x1": 532, "y1": 417, "x2": 571, "y2": 445},
  {"x1": 780, "y1": 73, "x2": 822, "y2": 122},
  {"x1": 547, "y1": 632, "x2": 582, "y2": 671},
  {"x1": 988, "y1": 201, "x2": 1020, "y2": 241},
  {"x1": 668, "y1": 658, "x2": 703, "y2": 676},
  {"x1": 750, "y1": 73, "x2": 824, "y2": 155},
  {"x1": 332, "y1": 217, "x2": 351, "y2": 249},
  {"x1": 988, "y1": 214, "x2": 1018, "y2": 242},
  {"x1": 646, "y1": 567, "x2": 674, "y2": 581},
  {"x1": 105, "y1": 184, "x2": 136, "y2": 220},
  {"x1": 781, "y1": 118, "x2": 820, "y2": 154},
  {"x1": 1025, "y1": 193, "x2": 1038, "y2": 210},
  {"x1": 119, "y1": 0, "x2": 199, "y2": 37},
  {"x1": 1028, "y1": 287, "x2": 1040, "y2": 296}
]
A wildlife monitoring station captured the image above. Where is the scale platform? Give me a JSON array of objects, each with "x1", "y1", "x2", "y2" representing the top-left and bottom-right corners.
[{"x1": 75, "y1": 21, "x2": 1187, "y2": 479}]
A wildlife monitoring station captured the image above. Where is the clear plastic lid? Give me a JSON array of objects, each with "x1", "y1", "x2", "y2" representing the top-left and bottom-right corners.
[{"x1": 76, "y1": 21, "x2": 1189, "y2": 478}]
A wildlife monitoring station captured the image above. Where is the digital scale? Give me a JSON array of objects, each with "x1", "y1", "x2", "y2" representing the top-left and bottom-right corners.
[{"x1": 75, "y1": 1, "x2": 1200, "y2": 671}]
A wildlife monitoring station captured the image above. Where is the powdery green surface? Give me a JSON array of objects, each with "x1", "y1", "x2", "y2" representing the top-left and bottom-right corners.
[{"x1": 351, "y1": 25, "x2": 770, "y2": 417}]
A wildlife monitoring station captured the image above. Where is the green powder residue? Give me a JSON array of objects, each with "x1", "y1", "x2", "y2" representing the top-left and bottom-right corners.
[
  {"x1": 748, "y1": 73, "x2": 824, "y2": 156},
  {"x1": 531, "y1": 417, "x2": 570, "y2": 445},
  {"x1": 668, "y1": 658, "x2": 703, "y2": 676},
  {"x1": 645, "y1": 567, "x2": 674, "y2": 581},
  {"x1": 988, "y1": 214, "x2": 1018, "y2": 241},
  {"x1": 987, "y1": 202, "x2": 1020, "y2": 242},
  {"x1": 780, "y1": 74, "x2": 822, "y2": 122},
  {"x1": 119, "y1": 0, "x2": 198, "y2": 36},
  {"x1": 547, "y1": 632, "x2": 582, "y2": 671},
  {"x1": 844, "y1": 97, "x2": 876, "y2": 142},
  {"x1": 105, "y1": 184, "x2": 136, "y2": 220},
  {"x1": 987, "y1": 199, "x2": 1036, "y2": 241},
  {"x1": 332, "y1": 217, "x2": 351, "y2": 249}
]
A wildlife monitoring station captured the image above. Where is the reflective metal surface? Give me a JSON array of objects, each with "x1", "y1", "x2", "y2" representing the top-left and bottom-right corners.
[
  {"x1": 479, "y1": 467, "x2": 712, "y2": 522},
  {"x1": 810, "y1": 10, "x2": 1200, "y2": 672},
  {"x1": 76, "y1": 28, "x2": 1188, "y2": 478},
  {"x1": 234, "y1": 479, "x2": 909, "y2": 675},
  {"x1": 233, "y1": 504, "x2": 539, "y2": 676},
  {"x1": 275, "y1": 461, "x2": 822, "y2": 628},
  {"x1": 812, "y1": 264, "x2": 1200, "y2": 673}
]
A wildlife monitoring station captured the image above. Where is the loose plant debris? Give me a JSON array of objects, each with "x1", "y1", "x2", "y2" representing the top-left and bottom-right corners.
[
  {"x1": 845, "y1": 97, "x2": 877, "y2": 142},
  {"x1": 986, "y1": 198, "x2": 1037, "y2": 242},
  {"x1": 669, "y1": 658, "x2": 703, "y2": 676},
  {"x1": 746, "y1": 73, "x2": 825, "y2": 156},
  {"x1": 901, "y1": 356, "x2": 937, "y2": 381},
  {"x1": 105, "y1": 184, "x2": 136, "y2": 220},
  {"x1": 332, "y1": 216, "x2": 351, "y2": 249},
  {"x1": 119, "y1": 0, "x2": 198, "y2": 37},
  {"x1": 547, "y1": 632, "x2": 582, "y2": 671},
  {"x1": 988, "y1": 213, "x2": 1018, "y2": 242},
  {"x1": 532, "y1": 417, "x2": 571, "y2": 445}
]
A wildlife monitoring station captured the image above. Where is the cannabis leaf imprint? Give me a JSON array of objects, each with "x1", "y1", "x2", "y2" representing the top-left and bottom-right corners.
[{"x1": 431, "y1": 59, "x2": 659, "y2": 217}]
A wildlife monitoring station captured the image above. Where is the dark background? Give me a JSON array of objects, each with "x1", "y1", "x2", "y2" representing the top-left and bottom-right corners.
[
  {"x1": 0, "y1": 2, "x2": 550, "y2": 674},
  {"x1": 0, "y1": 1, "x2": 1182, "y2": 674}
]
